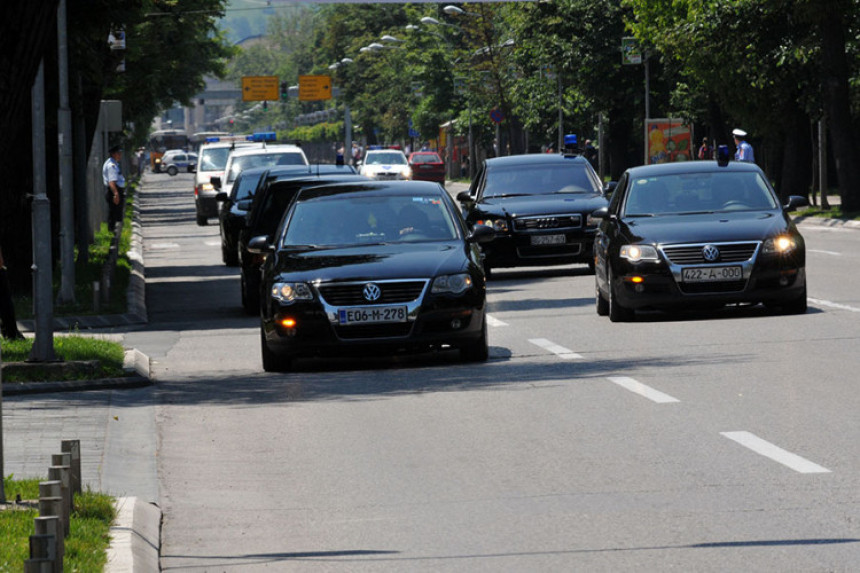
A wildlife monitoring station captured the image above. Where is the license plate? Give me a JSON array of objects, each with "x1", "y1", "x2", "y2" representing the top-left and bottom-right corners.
[
  {"x1": 681, "y1": 266, "x2": 743, "y2": 282},
  {"x1": 338, "y1": 306, "x2": 407, "y2": 325},
  {"x1": 531, "y1": 234, "x2": 566, "y2": 246}
]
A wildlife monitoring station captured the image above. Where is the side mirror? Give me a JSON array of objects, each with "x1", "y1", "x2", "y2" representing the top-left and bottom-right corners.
[
  {"x1": 247, "y1": 235, "x2": 273, "y2": 255},
  {"x1": 784, "y1": 195, "x2": 810, "y2": 211},
  {"x1": 210, "y1": 176, "x2": 222, "y2": 190},
  {"x1": 456, "y1": 190, "x2": 474, "y2": 204},
  {"x1": 215, "y1": 192, "x2": 229, "y2": 202},
  {"x1": 237, "y1": 199, "x2": 253, "y2": 211},
  {"x1": 467, "y1": 223, "x2": 495, "y2": 244},
  {"x1": 591, "y1": 206, "x2": 610, "y2": 220}
]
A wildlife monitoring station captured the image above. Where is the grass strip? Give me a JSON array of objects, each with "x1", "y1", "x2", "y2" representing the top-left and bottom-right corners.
[
  {"x1": 1, "y1": 476, "x2": 115, "y2": 571},
  {"x1": 1, "y1": 336, "x2": 126, "y2": 382}
]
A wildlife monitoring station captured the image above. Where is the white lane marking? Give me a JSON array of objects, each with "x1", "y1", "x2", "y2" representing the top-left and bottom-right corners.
[
  {"x1": 808, "y1": 249, "x2": 841, "y2": 256},
  {"x1": 607, "y1": 376, "x2": 680, "y2": 404},
  {"x1": 721, "y1": 431, "x2": 831, "y2": 474},
  {"x1": 204, "y1": 240, "x2": 221, "y2": 247},
  {"x1": 528, "y1": 338, "x2": 582, "y2": 360},
  {"x1": 486, "y1": 314, "x2": 508, "y2": 327},
  {"x1": 808, "y1": 298, "x2": 860, "y2": 313}
]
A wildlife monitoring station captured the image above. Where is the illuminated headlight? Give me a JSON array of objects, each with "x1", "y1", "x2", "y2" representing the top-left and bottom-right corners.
[
  {"x1": 201, "y1": 182, "x2": 214, "y2": 192},
  {"x1": 478, "y1": 218, "x2": 508, "y2": 233},
  {"x1": 432, "y1": 273, "x2": 473, "y2": 294},
  {"x1": 763, "y1": 235, "x2": 797, "y2": 254},
  {"x1": 271, "y1": 282, "x2": 313, "y2": 303},
  {"x1": 401, "y1": 167, "x2": 413, "y2": 179},
  {"x1": 619, "y1": 244, "x2": 660, "y2": 262}
]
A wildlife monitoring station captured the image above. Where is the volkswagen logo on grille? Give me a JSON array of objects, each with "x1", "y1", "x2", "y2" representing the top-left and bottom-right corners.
[
  {"x1": 702, "y1": 244, "x2": 721, "y2": 262},
  {"x1": 362, "y1": 283, "x2": 382, "y2": 302}
]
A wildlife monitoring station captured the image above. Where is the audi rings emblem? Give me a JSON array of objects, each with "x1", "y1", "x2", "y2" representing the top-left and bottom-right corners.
[
  {"x1": 362, "y1": 283, "x2": 382, "y2": 302},
  {"x1": 702, "y1": 244, "x2": 721, "y2": 262}
]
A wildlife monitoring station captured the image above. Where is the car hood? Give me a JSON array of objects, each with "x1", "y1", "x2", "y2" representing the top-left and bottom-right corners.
[
  {"x1": 620, "y1": 211, "x2": 793, "y2": 245},
  {"x1": 274, "y1": 242, "x2": 469, "y2": 282},
  {"x1": 478, "y1": 193, "x2": 607, "y2": 217},
  {"x1": 364, "y1": 164, "x2": 407, "y2": 172}
]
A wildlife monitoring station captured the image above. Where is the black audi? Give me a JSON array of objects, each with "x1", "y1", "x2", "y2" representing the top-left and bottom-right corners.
[
  {"x1": 593, "y1": 159, "x2": 808, "y2": 321},
  {"x1": 249, "y1": 180, "x2": 495, "y2": 371},
  {"x1": 457, "y1": 154, "x2": 610, "y2": 276}
]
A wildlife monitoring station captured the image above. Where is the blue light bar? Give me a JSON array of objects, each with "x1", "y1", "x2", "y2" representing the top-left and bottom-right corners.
[
  {"x1": 564, "y1": 134, "x2": 578, "y2": 146},
  {"x1": 249, "y1": 131, "x2": 277, "y2": 142},
  {"x1": 205, "y1": 137, "x2": 221, "y2": 143}
]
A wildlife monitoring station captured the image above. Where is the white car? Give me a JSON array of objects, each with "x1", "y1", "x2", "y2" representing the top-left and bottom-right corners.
[
  {"x1": 214, "y1": 144, "x2": 309, "y2": 203},
  {"x1": 195, "y1": 141, "x2": 262, "y2": 226},
  {"x1": 359, "y1": 149, "x2": 412, "y2": 180}
]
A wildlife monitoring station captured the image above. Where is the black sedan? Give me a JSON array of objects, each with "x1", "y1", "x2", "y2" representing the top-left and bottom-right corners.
[
  {"x1": 249, "y1": 180, "x2": 495, "y2": 372},
  {"x1": 217, "y1": 164, "x2": 357, "y2": 266},
  {"x1": 457, "y1": 153, "x2": 610, "y2": 276},
  {"x1": 593, "y1": 160, "x2": 809, "y2": 321}
]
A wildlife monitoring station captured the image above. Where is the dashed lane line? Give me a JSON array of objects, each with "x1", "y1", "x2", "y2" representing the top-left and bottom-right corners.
[
  {"x1": 486, "y1": 314, "x2": 508, "y2": 327},
  {"x1": 808, "y1": 298, "x2": 860, "y2": 313},
  {"x1": 528, "y1": 338, "x2": 583, "y2": 360},
  {"x1": 607, "y1": 376, "x2": 680, "y2": 404},
  {"x1": 721, "y1": 431, "x2": 831, "y2": 474}
]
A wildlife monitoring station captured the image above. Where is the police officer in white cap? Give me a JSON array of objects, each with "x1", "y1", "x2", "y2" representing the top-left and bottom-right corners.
[{"x1": 732, "y1": 128, "x2": 754, "y2": 163}]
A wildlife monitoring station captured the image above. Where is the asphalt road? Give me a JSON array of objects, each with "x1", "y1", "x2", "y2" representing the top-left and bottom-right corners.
[{"x1": 127, "y1": 171, "x2": 860, "y2": 571}]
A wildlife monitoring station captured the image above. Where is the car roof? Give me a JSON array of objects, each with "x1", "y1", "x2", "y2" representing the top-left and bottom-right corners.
[
  {"x1": 365, "y1": 149, "x2": 406, "y2": 155},
  {"x1": 228, "y1": 144, "x2": 304, "y2": 158},
  {"x1": 624, "y1": 160, "x2": 765, "y2": 178},
  {"x1": 198, "y1": 141, "x2": 260, "y2": 151},
  {"x1": 485, "y1": 153, "x2": 592, "y2": 168},
  {"x1": 295, "y1": 180, "x2": 445, "y2": 202}
]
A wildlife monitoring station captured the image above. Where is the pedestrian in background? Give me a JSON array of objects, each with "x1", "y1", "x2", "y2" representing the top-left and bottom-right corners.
[
  {"x1": 102, "y1": 144, "x2": 126, "y2": 232},
  {"x1": 697, "y1": 137, "x2": 713, "y2": 160},
  {"x1": 0, "y1": 245, "x2": 25, "y2": 340},
  {"x1": 732, "y1": 129, "x2": 755, "y2": 163},
  {"x1": 583, "y1": 139, "x2": 598, "y2": 168}
]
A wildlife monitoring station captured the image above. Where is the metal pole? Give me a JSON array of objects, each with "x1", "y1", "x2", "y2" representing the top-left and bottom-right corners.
[
  {"x1": 644, "y1": 56, "x2": 650, "y2": 164},
  {"x1": 57, "y1": 0, "x2": 76, "y2": 304},
  {"x1": 598, "y1": 113, "x2": 606, "y2": 181},
  {"x1": 468, "y1": 101, "x2": 474, "y2": 180},
  {"x1": 344, "y1": 104, "x2": 352, "y2": 166},
  {"x1": 29, "y1": 61, "x2": 57, "y2": 363},
  {"x1": 819, "y1": 119, "x2": 830, "y2": 209},
  {"x1": 557, "y1": 74, "x2": 563, "y2": 152}
]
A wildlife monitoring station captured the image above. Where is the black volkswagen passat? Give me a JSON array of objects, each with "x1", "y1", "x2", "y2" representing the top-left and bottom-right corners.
[
  {"x1": 457, "y1": 154, "x2": 610, "y2": 276},
  {"x1": 593, "y1": 160, "x2": 809, "y2": 322},
  {"x1": 250, "y1": 180, "x2": 495, "y2": 372}
]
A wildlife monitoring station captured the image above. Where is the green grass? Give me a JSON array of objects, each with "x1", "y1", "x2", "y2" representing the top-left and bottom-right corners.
[
  {"x1": 1, "y1": 476, "x2": 115, "y2": 572},
  {"x1": 13, "y1": 185, "x2": 135, "y2": 320},
  {"x1": 0, "y1": 336, "x2": 126, "y2": 382}
]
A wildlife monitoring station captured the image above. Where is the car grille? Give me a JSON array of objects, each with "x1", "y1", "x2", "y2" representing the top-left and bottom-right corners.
[
  {"x1": 516, "y1": 243, "x2": 583, "y2": 259},
  {"x1": 678, "y1": 280, "x2": 746, "y2": 294},
  {"x1": 318, "y1": 280, "x2": 427, "y2": 306},
  {"x1": 662, "y1": 242, "x2": 759, "y2": 264},
  {"x1": 335, "y1": 323, "x2": 414, "y2": 339},
  {"x1": 513, "y1": 214, "x2": 582, "y2": 231},
  {"x1": 373, "y1": 172, "x2": 400, "y2": 179}
]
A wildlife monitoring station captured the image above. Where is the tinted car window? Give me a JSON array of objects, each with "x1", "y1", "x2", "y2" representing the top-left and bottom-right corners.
[
  {"x1": 411, "y1": 153, "x2": 441, "y2": 164},
  {"x1": 200, "y1": 147, "x2": 231, "y2": 171},
  {"x1": 623, "y1": 171, "x2": 778, "y2": 216},
  {"x1": 228, "y1": 152, "x2": 307, "y2": 183},
  {"x1": 483, "y1": 164, "x2": 599, "y2": 197},
  {"x1": 284, "y1": 195, "x2": 458, "y2": 246},
  {"x1": 231, "y1": 171, "x2": 265, "y2": 201}
]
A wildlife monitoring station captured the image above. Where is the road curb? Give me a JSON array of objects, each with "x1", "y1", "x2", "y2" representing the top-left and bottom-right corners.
[{"x1": 107, "y1": 497, "x2": 162, "y2": 573}]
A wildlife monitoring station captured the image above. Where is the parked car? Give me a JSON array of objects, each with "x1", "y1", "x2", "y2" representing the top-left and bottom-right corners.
[
  {"x1": 592, "y1": 159, "x2": 809, "y2": 322},
  {"x1": 195, "y1": 141, "x2": 261, "y2": 226},
  {"x1": 359, "y1": 149, "x2": 412, "y2": 180},
  {"x1": 457, "y1": 153, "x2": 610, "y2": 277},
  {"x1": 237, "y1": 167, "x2": 367, "y2": 313},
  {"x1": 408, "y1": 151, "x2": 445, "y2": 183},
  {"x1": 250, "y1": 180, "x2": 496, "y2": 371}
]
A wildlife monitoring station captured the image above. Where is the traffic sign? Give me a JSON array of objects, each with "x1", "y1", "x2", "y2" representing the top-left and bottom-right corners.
[
  {"x1": 490, "y1": 108, "x2": 504, "y2": 124},
  {"x1": 242, "y1": 76, "x2": 279, "y2": 102},
  {"x1": 299, "y1": 75, "x2": 332, "y2": 101}
]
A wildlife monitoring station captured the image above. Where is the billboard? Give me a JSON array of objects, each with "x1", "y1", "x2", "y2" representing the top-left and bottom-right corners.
[{"x1": 646, "y1": 119, "x2": 693, "y2": 164}]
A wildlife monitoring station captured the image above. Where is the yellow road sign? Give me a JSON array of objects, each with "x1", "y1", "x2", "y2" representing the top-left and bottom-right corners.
[
  {"x1": 242, "y1": 76, "x2": 279, "y2": 101},
  {"x1": 299, "y1": 75, "x2": 332, "y2": 101}
]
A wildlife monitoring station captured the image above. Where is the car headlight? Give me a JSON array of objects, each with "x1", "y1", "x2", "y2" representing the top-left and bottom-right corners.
[
  {"x1": 402, "y1": 167, "x2": 413, "y2": 179},
  {"x1": 432, "y1": 273, "x2": 473, "y2": 294},
  {"x1": 477, "y1": 218, "x2": 508, "y2": 233},
  {"x1": 763, "y1": 235, "x2": 797, "y2": 254},
  {"x1": 619, "y1": 244, "x2": 660, "y2": 262},
  {"x1": 271, "y1": 282, "x2": 313, "y2": 303}
]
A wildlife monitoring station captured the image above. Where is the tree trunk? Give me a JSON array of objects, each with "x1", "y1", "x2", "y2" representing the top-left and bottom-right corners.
[
  {"x1": 607, "y1": 107, "x2": 634, "y2": 180},
  {"x1": 778, "y1": 107, "x2": 813, "y2": 202}
]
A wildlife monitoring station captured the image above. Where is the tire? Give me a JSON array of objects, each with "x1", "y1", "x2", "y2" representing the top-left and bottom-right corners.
[
  {"x1": 223, "y1": 242, "x2": 239, "y2": 267},
  {"x1": 167, "y1": 165, "x2": 178, "y2": 176},
  {"x1": 460, "y1": 315, "x2": 489, "y2": 362},
  {"x1": 196, "y1": 214, "x2": 208, "y2": 226},
  {"x1": 261, "y1": 328, "x2": 292, "y2": 372},
  {"x1": 483, "y1": 264, "x2": 493, "y2": 281},
  {"x1": 596, "y1": 282, "x2": 609, "y2": 316},
  {"x1": 779, "y1": 284, "x2": 808, "y2": 315},
  {"x1": 608, "y1": 268, "x2": 634, "y2": 322},
  {"x1": 587, "y1": 257, "x2": 596, "y2": 274},
  {"x1": 241, "y1": 270, "x2": 260, "y2": 315}
]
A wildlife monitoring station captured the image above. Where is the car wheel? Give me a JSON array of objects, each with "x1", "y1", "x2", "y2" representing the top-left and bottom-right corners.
[
  {"x1": 167, "y1": 165, "x2": 178, "y2": 176},
  {"x1": 587, "y1": 257, "x2": 596, "y2": 274},
  {"x1": 483, "y1": 264, "x2": 493, "y2": 281},
  {"x1": 608, "y1": 268, "x2": 634, "y2": 322},
  {"x1": 261, "y1": 328, "x2": 292, "y2": 372},
  {"x1": 596, "y1": 282, "x2": 609, "y2": 316},
  {"x1": 223, "y1": 242, "x2": 239, "y2": 267},
  {"x1": 241, "y1": 271, "x2": 260, "y2": 315},
  {"x1": 196, "y1": 214, "x2": 208, "y2": 226},
  {"x1": 779, "y1": 284, "x2": 808, "y2": 315},
  {"x1": 460, "y1": 315, "x2": 488, "y2": 362}
]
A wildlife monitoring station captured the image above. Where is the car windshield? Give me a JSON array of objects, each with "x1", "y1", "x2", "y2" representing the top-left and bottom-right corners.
[
  {"x1": 365, "y1": 152, "x2": 407, "y2": 166},
  {"x1": 623, "y1": 171, "x2": 779, "y2": 216},
  {"x1": 483, "y1": 164, "x2": 599, "y2": 197},
  {"x1": 228, "y1": 152, "x2": 306, "y2": 183},
  {"x1": 411, "y1": 153, "x2": 441, "y2": 164},
  {"x1": 282, "y1": 195, "x2": 459, "y2": 247},
  {"x1": 199, "y1": 148, "x2": 231, "y2": 171}
]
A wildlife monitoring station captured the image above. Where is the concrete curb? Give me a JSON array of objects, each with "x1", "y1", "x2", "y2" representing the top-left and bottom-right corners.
[
  {"x1": 107, "y1": 497, "x2": 162, "y2": 573},
  {"x1": 792, "y1": 214, "x2": 860, "y2": 230}
]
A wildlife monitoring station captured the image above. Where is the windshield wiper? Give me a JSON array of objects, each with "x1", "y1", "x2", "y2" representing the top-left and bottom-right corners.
[{"x1": 625, "y1": 213, "x2": 656, "y2": 218}]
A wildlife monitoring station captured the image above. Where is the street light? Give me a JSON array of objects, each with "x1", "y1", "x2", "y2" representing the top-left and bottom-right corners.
[
  {"x1": 443, "y1": 5, "x2": 480, "y2": 17},
  {"x1": 405, "y1": 24, "x2": 450, "y2": 45},
  {"x1": 328, "y1": 59, "x2": 355, "y2": 164},
  {"x1": 420, "y1": 16, "x2": 461, "y2": 32},
  {"x1": 380, "y1": 35, "x2": 404, "y2": 44}
]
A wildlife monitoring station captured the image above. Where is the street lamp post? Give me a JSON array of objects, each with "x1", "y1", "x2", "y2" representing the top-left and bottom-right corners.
[{"x1": 329, "y1": 59, "x2": 355, "y2": 165}]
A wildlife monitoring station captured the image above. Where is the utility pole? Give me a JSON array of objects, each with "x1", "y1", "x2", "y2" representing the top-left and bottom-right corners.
[
  {"x1": 57, "y1": 0, "x2": 76, "y2": 304},
  {"x1": 30, "y1": 61, "x2": 57, "y2": 363}
]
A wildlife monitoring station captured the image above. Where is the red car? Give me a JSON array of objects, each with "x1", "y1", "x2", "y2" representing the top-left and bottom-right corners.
[{"x1": 408, "y1": 151, "x2": 446, "y2": 183}]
